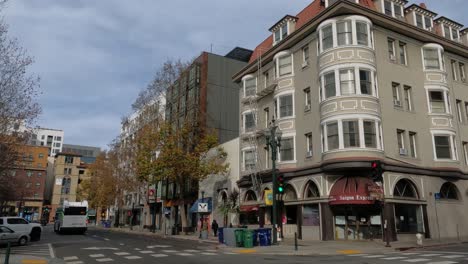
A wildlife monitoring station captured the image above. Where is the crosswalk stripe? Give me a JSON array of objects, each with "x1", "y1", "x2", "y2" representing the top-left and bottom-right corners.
[
  {"x1": 426, "y1": 262, "x2": 458, "y2": 264},
  {"x1": 124, "y1": 256, "x2": 142, "y2": 259},
  {"x1": 176, "y1": 253, "x2": 194, "y2": 256},
  {"x1": 349, "y1": 254, "x2": 370, "y2": 257},
  {"x1": 442, "y1": 255, "x2": 465, "y2": 259},
  {"x1": 96, "y1": 258, "x2": 113, "y2": 262},
  {"x1": 64, "y1": 256, "x2": 79, "y2": 261},
  {"x1": 224, "y1": 252, "x2": 238, "y2": 255},
  {"x1": 139, "y1": 250, "x2": 154, "y2": 254},
  {"x1": 363, "y1": 255, "x2": 386, "y2": 258},
  {"x1": 403, "y1": 258, "x2": 430, "y2": 262},
  {"x1": 114, "y1": 252, "x2": 130, "y2": 256},
  {"x1": 65, "y1": 261, "x2": 84, "y2": 264},
  {"x1": 184, "y1": 250, "x2": 198, "y2": 252},
  {"x1": 151, "y1": 254, "x2": 168, "y2": 258},
  {"x1": 401, "y1": 253, "x2": 420, "y2": 255},
  {"x1": 90, "y1": 254, "x2": 105, "y2": 258},
  {"x1": 382, "y1": 257, "x2": 408, "y2": 260},
  {"x1": 201, "y1": 252, "x2": 217, "y2": 255},
  {"x1": 162, "y1": 250, "x2": 178, "y2": 253},
  {"x1": 420, "y1": 254, "x2": 443, "y2": 257}
]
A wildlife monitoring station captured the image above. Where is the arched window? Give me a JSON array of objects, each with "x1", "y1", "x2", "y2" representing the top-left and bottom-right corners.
[
  {"x1": 393, "y1": 179, "x2": 419, "y2": 199},
  {"x1": 244, "y1": 190, "x2": 257, "y2": 202},
  {"x1": 440, "y1": 182, "x2": 459, "y2": 200},
  {"x1": 304, "y1": 181, "x2": 320, "y2": 198},
  {"x1": 283, "y1": 185, "x2": 297, "y2": 201}
]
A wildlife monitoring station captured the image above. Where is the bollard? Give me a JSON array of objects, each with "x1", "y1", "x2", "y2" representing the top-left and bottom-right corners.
[
  {"x1": 416, "y1": 233, "x2": 423, "y2": 246},
  {"x1": 4, "y1": 242, "x2": 11, "y2": 264},
  {"x1": 294, "y1": 232, "x2": 298, "y2": 251}
]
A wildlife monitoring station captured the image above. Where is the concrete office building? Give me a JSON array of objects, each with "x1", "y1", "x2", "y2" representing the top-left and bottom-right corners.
[
  {"x1": 62, "y1": 144, "x2": 100, "y2": 164},
  {"x1": 234, "y1": 0, "x2": 468, "y2": 242}
]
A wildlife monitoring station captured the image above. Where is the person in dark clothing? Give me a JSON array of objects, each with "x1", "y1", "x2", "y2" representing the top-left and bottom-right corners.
[{"x1": 211, "y1": 220, "x2": 219, "y2": 237}]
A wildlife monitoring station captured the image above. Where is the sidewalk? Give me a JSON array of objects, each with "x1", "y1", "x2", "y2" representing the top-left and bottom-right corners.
[
  {"x1": 95, "y1": 226, "x2": 468, "y2": 256},
  {"x1": 0, "y1": 254, "x2": 66, "y2": 264}
]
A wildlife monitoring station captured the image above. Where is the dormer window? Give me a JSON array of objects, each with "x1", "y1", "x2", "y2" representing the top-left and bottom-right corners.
[
  {"x1": 270, "y1": 15, "x2": 297, "y2": 46},
  {"x1": 273, "y1": 25, "x2": 288, "y2": 44},
  {"x1": 435, "y1": 17, "x2": 464, "y2": 42},
  {"x1": 382, "y1": 0, "x2": 405, "y2": 19},
  {"x1": 405, "y1": 4, "x2": 436, "y2": 30}
]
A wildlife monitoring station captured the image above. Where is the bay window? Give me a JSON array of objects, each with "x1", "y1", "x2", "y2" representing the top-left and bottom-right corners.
[
  {"x1": 280, "y1": 137, "x2": 294, "y2": 162},
  {"x1": 428, "y1": 90, "x2": 447, "y2": 113},
  {"x1": 278, "y1": 55, "x2": 292, "y2": 77},
  {"x1": 422, "y1": 44, "x2": 444, "y2": 71},
  {"x1": 321, "y1": 66, "x2": 376, "y2": 100},
  {"x1": 318, "y1": 16, "x2": 372, "y2": 53},
  {"x1": 243, "y1": 77, "x2": 256, "y2": 97},
  {"x1": 433, "y1": 134, "x2": 456, "y2": 160},
  {"x1": 275, "y1": 93, "x2": 294, "y2": 119},
  {"x1": 322, "y1": 117, "x2": 382, "y2": 152}
]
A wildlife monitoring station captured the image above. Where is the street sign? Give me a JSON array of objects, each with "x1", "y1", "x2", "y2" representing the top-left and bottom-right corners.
[
  {"x1": 55, "y1": 178, "x2": 62, "y2": 185},
  {"x1": 434, "y1": 192, "x2": 441, "y2": 200},
  {"x1": 198, "y1": 202, "x2": 208, "y2": 212}
]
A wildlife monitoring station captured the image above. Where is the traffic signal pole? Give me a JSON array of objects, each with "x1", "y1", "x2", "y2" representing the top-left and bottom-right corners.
[{"x1": 271, "y1": 142, "x2": 278, "y2": 245}]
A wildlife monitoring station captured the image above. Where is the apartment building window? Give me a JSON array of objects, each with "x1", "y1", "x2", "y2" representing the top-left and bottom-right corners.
[
  {"x1": 451, "y1": 28, "x2": 459, "y2": 41},
  {"x1": 359, "y1": 70, "x2": 372, "y2": 95},
  {"x1": 433, "y1": 135, "x2": 454, "y2": 160},
  {"x1": 416, "y1": 14, "x2": 423, "y2": 28},
  {"x1": 424, "y1": 16, "x2": 432, "y2": 30},
  {"x1": 428, "y1": 90, "x2": 447, "y2": 113},
  {"x1": 263, "y1": 72, "x2": 269, "y2": 88},
  {"x1": 302, "y1": 46, "x2": 309, "y2": 66},
  {"x1": 388, "y1": 38, "x2": 396, "y2": 61},
  {"x1": 281, "y1": 24, "x2": 288, "y2": 39},
  {"x1": 243, "y1": 77, "x2": 257, "y2": 97},
  {"x1": 384, "y1": 0, "x2": 392, "y2": 16},
  {"x1": 340, "y1": 69, "x2": 355, "y2": 95},
  {"x1": 264, "y1": 108, "x2": 270, "y2": 127},
  {"x1": 304, "y1": 88, "x2": 311, "y2": 111},
  {"x1": 279, "y1": 137, "x2": 294, "y2": 161},
  {"x1": 337, "y1": 21, "x2": 352, "y2": 46},
  {"x1": 65, "y1": 156, "x2": 74, "y2": 164},
  {"x1": 422, "y1": 47, "x2": 441, "y2": 70},
  {"x1": 403, "y1": 86, "x2": 413, "y2": 111},
  {"x1": 451, "y1": 60, "x2": 458, "y2": 81},
  {"x1": 343, "y1": 120, "x2": 360, "y2": 148},
  {"x1": 463, "y1": 142, "x2": 468, "y2": 165},
  {"x1": 243, "y1": 112, "x2": 256, "y2": 132},
  {"x1": 460, "y1": 62, "x2": 466, "y2": 82},
  {"x1": 456, "y1": 100, "x2": 463, "y2": 123},
  {"x1": 408, "y1": 132, "x2": 417, "y2": 158},
  {"x1": 302, "y1": 132, "x2": 312, "y2": 156},
  {"x1": 356, "y1": 22, "x2": 369, "y2": 46},
  {"x1": 392, "y1": 82, "x2": 401, "y2": 107},
  {"x1": 394, "y1": 3, "x2": 403, "y2": 18},
  {"x1": 37, "y1": 172, "x2": 42, "y2": 177},
  {"x1": 397, "y1": 129, "x2": 405, "y2": 154},
  {"x1": 322, "y1": 25, "x2": 333, "y2": 51},
  {"x1": 326, "y1": 122, "x2": 339, "y2": 150},
  {"x1": 274, "y1": 30, "x2": 281, "y2": 43},
  {"x1": 444, "y1": 25, "x2": 451, "y2": 39},
  {"x1": 275, "y1": 93, "x2": 293, "y2": 118},
  {"x1": 324, "y1": 71, "x2": 336, "y2": 98},
  {"x1": 243, "y1": 149, "x2": 256, "y2": 171},
  {"x1": 273, "y1": 23, "x2": 288, "y2": 45},
  {"x1": 27, "y1": 171, "x2": 32, "y2": 177},
  {"x1": 38, "y1": 153, "x2": 44, "y2": 158},
  {"x1": 278, "y1": 55, "x2": 292, "y2": 77},
  {"x1": 35, "y1": 182, "x2": 41, "y2": 188},
  {"x1": 364, "y1": 121, "x2": 377, "y2": 148},
  {"x1": 399, "y1": 42, "x2": 407, "y2": 65}
]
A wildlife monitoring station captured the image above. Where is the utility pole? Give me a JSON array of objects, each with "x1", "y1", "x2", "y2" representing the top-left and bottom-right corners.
[{"x1": 265, "y1": 119, "x2": 282, "y2": 245}]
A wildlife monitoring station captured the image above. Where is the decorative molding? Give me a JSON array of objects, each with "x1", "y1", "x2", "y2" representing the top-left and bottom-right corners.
[
  {"x1": 337, "y1": 50, "x2": 354, "y2": 60},
  {"x1": 340, "y1": 100, "x2": 358, "y2": 110},
  {"x1": 278, "y1": 78, "x2": 293, "y2": 88}
]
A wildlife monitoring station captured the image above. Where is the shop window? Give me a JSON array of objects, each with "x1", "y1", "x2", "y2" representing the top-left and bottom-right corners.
[
  {"x1": 394, "y1": 204, "x2": 423, "y2": 233},
  {"x1": 303, "y1": 204, "x2": 320, "y2": 226},
  {"x1": 439, "y1": 182, "x2": 459, "y2": 200},
  {"x1": 393, "y1": 179, "x2": 418, "y2": 199}
]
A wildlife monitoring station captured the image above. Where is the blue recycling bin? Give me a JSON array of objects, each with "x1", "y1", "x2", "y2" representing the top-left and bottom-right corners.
[
  {"x1": 257, "y1": 228, "x2": 272, "y2": 246},
  {"x1": 265, "y1": 228, "x2": 272, "y2": 245},
  {"x1": 218, "y1": 227, "x2": 224, "y2": 244},
  {"x1": 253, "y1": 229, "x2": 259, "y2": 246}
]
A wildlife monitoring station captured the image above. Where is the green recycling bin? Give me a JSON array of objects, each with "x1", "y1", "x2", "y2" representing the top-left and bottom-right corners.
[
  {"x1": 234, "y1": 229, "x2": 245, "y2": 247},
  {"x1": 243, "y1": 230, "x2": 255, "y2": 248}
]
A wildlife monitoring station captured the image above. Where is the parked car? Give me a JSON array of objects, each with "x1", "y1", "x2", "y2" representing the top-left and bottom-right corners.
[
  {"x1": 0, "y1": 217, "x2": 42, "y2": 241},
  {"x1": 0, "y1": 226, "x2": 28, "y2": 246}
]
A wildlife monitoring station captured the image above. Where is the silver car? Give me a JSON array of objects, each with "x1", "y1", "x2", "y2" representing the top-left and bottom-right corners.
[{"x1": 0, "y1": 226, "x2": 28, "y2": 246}]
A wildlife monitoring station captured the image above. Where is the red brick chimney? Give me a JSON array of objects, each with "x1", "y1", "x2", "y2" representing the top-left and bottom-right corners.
[{"x1": 420, "y1": 3, "x2": 427, "y2": 9}]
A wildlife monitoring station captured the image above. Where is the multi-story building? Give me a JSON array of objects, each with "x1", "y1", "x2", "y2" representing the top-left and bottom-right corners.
[
  {"x1": 29, "y1": 127, "x2": 64, "y2": 156},
  {"x1": 233, "y1": 0, "x2": 468, "y2": 242},
  {"x1": 161, "y1": 49, "x2": 251, "y2": 232},
  {"x1": 49, "y1": 152, "x2": 88, "y2": 221},
  {"x1": 2, "y1": 145, "x2": 48, "y2": 221},
  {"x1": 62, "y1": 144, "x2": 100, "y2": 164}
]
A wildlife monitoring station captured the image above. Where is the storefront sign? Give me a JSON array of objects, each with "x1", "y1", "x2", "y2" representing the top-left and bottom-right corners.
[
  {"x1": 264, "y1": 190, "x2": 273, "y2": 206},
  {"x1": 329, "y1": 194, "x2": 375, "y2": 203}
]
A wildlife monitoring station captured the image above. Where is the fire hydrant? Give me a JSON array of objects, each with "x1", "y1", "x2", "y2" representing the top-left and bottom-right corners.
[{"x1": 416, "y1": 233, "x2": 423, "y2": 246}]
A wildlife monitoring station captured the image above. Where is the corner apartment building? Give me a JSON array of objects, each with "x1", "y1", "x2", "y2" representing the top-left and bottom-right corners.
[
  {"x1": 160, "y1": 49, "x2": 251, "y2": 233},
  {"x1": 234, "y1": 0, "x2": 468, "y2": 242},
  {"x1": 2, "y1": 145, "x2": 48, "y2": 221}
]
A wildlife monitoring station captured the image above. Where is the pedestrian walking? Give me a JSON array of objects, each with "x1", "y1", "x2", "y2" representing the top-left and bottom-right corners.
[{"x1": 211, "y1": 220, "x2": 219, "y2": 237}]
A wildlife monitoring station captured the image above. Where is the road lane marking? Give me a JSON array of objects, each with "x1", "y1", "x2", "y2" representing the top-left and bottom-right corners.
[
  {"x1": 224, "y1": 252, "x2": 238, "y2": 255},
  {"x1": 147, "y1": 245, "x2": 171, "y2": 248},
  {"x1": 151, "y1": 254, "x2": 168, "y2": 258},
  {"x1": 96, "y1": 258, "x2": 114, "y2": 262},
  {"x1": 64, "y1": 256, "x2": 79, "y2": 261},
  {"x1": 65, "y1": 261, "x2": 84, "y2": 264},
  {"x1": 134, "y1": 248, "x2": 141, "y2": 250},
  {"x1": 48, "y1": 243, "x2": 55, "y2": 258},
  {"x1": 442, "y1": 255, "x2": 465, "y2": 259},
  {"x1": 125, "y1": 256, "x2": 142, "y2": 259},
  {"x1": 162, "y1": 250, "x2": 178, "y2": 253},
  {"x1": 205, "y1": 250, "x2": 217, "y2": 252},
  {"x1": 104, "y1": 238, "x2": 110, "y2": 241},
  {"x1": 184, "y1": 250, "x2": 198, "y2": 252},
  {"x1": 90, "y1": 254, "x2": 105, "y2": 258},
  {"x1": 349, "y1": 254, "x2": 369, "y2": 257},
  {"x1": 427, "y1": 262, "x2": 458, "y2": 264},
  {"x1": 420, "y1": 254, "x2": 443, "y2": 257},
  {"x1": 201, "y1": 252, "x2": 217, "y2": 255},
  {"x1": 415, "y1": 251, "x2": 468, "y2": 255},
  {"x1": 176, "y1": 253, "x2": 194, "y2": 256},
  {"x1": 139, "y1": 250, "x2": 154, "y2": 254},
  {"x1": 114, "y1": 252, "x2": 130, "y2": 256},
  {"x1": 382, "y1": 257, "x2": 408, "y2": 260},
  {"x1": 401, "y1": 253, "x2": 420, "y2": 255},
  {"x1": 403, "y1": 259, "x2": 430, "y2": 262},
  {"x1": 338, "y1": 250, "x2": 362, "y2": 255}
]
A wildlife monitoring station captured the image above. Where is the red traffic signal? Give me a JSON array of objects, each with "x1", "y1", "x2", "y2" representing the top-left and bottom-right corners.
[{"x1": 371, "y1": 160, "x2": 383, "y2": 183}]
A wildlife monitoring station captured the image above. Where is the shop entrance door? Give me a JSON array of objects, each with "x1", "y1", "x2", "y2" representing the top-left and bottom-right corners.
[{"x1": 333, "y1": 206, "x2": 382, "y2": 240}]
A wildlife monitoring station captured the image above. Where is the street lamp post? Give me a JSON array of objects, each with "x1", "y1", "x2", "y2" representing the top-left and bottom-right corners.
[{"x1": 264, "y1": 119, "x2": 282, "y2": 245}]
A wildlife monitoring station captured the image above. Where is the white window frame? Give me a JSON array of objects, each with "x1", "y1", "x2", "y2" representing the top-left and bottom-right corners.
[
  {"x1": 318, "y1": 16, "x2": 372, "y2": 53},
  {"x1": 278, "y1": 134, "x2": 296, "y2": 163},
  {"x1": 404, "y1": 86, "x2": 413, "y2": 111},
  {"x1": 422, "y1": 44, "x2": 444, "y2": 71},
  {"x1": 431, "y1": 131, "x2": 458, "y2": 161},
  {"x1": 241, "y1": 148, "x2": 257, "y2": 171},
  {"x1": 388, "y1": 38, "x2": 396, "y2": 61},
  {"x1": 392, "y1": 82, "x2": 401, "y2": 107},
  {"x1": 273, "y1": 23, "x2": 289, "y2": 45},
  {"x1": 399, "y1": 41, "x2": 407, "y2": 65},
  {"x1": 451, "y1": 60, "x2": 458, "y2": 81},
  {"x1": 459, "y1": 62, "x2": 466, "y2": 82},
  {"x1": 274, "y1": 51, "x2": 293, "y2": 78},
  {"x1": 463, "y1": 142, "x2": 468, "y2": 165},
  {"x1": 304, "y1": 87, "x2": 311, "y2": 108},
  {"x1": 409, "y1": 131, "x2": 418, "y2": 158},
  {"x1": 242, "y1": 75, "x2": 257, "y2": 98},
  {"x1": 321, "y1": 114, "x2": 383, "y2": 152},
  {"x1": 397, "y1": 129, "x2": 406, "y2": 151},
  {"x1": 305, "y1": 133, "x2": 313, "y2": 157},
  {"x1": 302, "y1": 45, "x2": 310, "y2": 67},
  {"x1": 426, "y1": 88, "x2": 450, "y2": 115},
  {"x1": 242, "y1": 110, "x2": 256, "y2": 133},
  {"x1": 456, "y1": 100, "x2": 463, "y2": 123},
  {"x1": 382, "y1": 0, "x2": 403, "y2": 18},
  {"x1": 274, "y1": 91, "x2": 295, "y2": 119}
]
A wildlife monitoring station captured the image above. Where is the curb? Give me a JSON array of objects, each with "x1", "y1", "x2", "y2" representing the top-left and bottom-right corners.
[{"x1": 396, "y1": 241, "x2": 468, "y2": 251}]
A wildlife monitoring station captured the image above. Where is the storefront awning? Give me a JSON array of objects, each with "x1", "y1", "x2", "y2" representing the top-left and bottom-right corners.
[
  {"x1": 189, "y1": 198, "x2": 212, "y2": 213},
  {"x1": 329, "y1": 176, "x2": 383, "y2": 205},
  {"x1": 240, "y1": 204, "x2": 259, "y2": 212}
]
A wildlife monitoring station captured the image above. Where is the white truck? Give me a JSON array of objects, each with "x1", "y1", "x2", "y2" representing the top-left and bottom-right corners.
[
  {"x1": 0, "y1": 216, "x2": 42, "y2": 241},
  {"x1": 54, "y1": 200, "x2": 88, "y2": 234}
]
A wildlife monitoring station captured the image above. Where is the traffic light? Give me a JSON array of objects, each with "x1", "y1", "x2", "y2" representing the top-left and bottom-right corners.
[
  {"x1": 371, "y1": 160, "x2": 383, "y2": 183},
  {"x1": 277, "y1": 175, "x2": 285, "y2": 194}
]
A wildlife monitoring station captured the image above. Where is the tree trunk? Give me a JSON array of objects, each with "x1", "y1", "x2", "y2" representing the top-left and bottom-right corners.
[{"x1": 179, "y1": 204, "x2": 188, "y2": 235}]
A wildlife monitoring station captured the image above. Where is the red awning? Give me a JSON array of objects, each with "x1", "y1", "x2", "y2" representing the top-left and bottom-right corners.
[
  {"x1": 240, "y1": 205, "x2": 259, "y2": 212},
  {"x1": 329, "y1": 176, "x2": 383, "y2": 205}
]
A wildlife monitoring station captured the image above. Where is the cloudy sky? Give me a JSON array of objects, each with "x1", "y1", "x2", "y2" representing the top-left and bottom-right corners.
[{"x1": 3, "y1": 0, "x2": 467, "y2": 149}]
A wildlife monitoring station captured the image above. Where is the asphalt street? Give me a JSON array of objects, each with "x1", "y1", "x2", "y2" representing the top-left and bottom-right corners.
[{"x1": 1, "y1": 225, "x2": 468, "y2": 264}]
